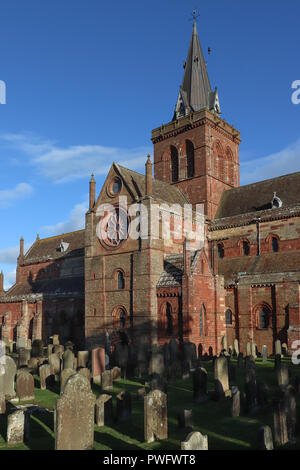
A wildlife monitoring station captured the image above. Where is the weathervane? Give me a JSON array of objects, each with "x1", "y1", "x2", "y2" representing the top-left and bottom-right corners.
[{"x1": 189, "y1": 8, "x2": 200, "y2": 23}]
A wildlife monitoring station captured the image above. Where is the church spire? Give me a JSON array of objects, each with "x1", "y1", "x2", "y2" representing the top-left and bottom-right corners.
[{"x1": 174, "y1": 22, "x2": 221, "y2": 120}]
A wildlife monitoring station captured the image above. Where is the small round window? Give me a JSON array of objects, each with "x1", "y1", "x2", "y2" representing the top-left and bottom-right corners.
[{"x1": 109, "y1": 177, "x2": 122, "y2": 196}]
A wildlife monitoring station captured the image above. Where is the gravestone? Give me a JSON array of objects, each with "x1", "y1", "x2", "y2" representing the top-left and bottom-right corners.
[
  {"x1": 177, "y1": 410, "x2": 193, "y2": 430},
  {"x1": 78, "y1": 367, "x2": 91, "y2": 383},
  {"x1": 27, "y1": 358, "x2": 39, "y2": 374},
  {"x1": 116, "y1": 391, "x2": 132, "y2": 422},
  {"x1": 258, "y1": 425, "x2": 274, "y2": 450},
  {"x1": 101, "y1": 370, "x2": 113, "y2": 391},
  {"x1": 92, "y1": 348, "x2": 106, "y2": 383},
  {"x1": 182, "y1": 342, "x2": 197, "y2": 370},
  {"x1": 250, "y1": 342, "x2": 257, "y2": 359},
  {"x1": 282, "y1": 343, "x2": 288, "y2": 356},
  {"x1": 144, "y1": 390, "x2": 167, "y2": 443},
  {"x1": 262, "y1": 345, "x2": 268, "y2": 363},
  {"x1": 149, "y1": 351, "x2": 164, "y2": 376},
  {"x1": 246, "y1": 342, "x2": 251, "y2": 356},
  {"x1": 77, "y1": 351, "x2": 89, "y2": 368},
  {"x1": 193, "y1": 367, "x2": 208, "y2": 403},
  {"x1": 150, "y1": 373, "x2": 167, "y2": 393},
  {"x1": 214, "y1": 356, "x2": 230, "y2": 398},
  {"x1": 245, "y1": 356, "x2": 256, "y2": 382},
  {"x1": 39, "y1": 364, "x2": 55, "y2": 390},
  {"x1": 16, "y1": 370, "x2": 34, "y2": 401},
  {"x1": 7, "y1": 410, "x2": 24, "y2": 446},
  {"x1": 47, "y1": 345, "x2": 54, "y2": 358},
  {"x1": 221, "y1": 335, "x2": 228, "y2": 352},
  {"x1": 31, "y1": 339, "x2": 43, "y2": 358},
  {"x1": 0, "y1": 355, "x2": 17, "y2": 397},
  {"x1": 275, "y1": 340, "x2": 282, "y2": 357},
  {"x1": 95, "y1": 394, "x2": 113, "y2": 426},
  {"x1": 111, "y1": 366, "x2": 121, "y2": 381},
  {"x1": 137, "y1": 388, "x2": 146, "y2": 401},
  {"x1": 233, "y1": 339, "x2": 239, "y2": 356},
  {"x1": 181, "y1": 431, "x2": 208, "y2": 450},
  {"x1": 49, "y1": 353, "x2": 61, "y2": 380},
  {"x1": 231, "y1": 386, "x2": 240, "y2": 417},
  {"x1": 18, "y1": 348, "x2": 30, "y2": 367},
  {"x1": 114, "y1": 343, "x2": 129, "y2": 378},
  {"x1": 52, "y1": 334, "x2": 59, "y2": 345},
  {"x1": 0, "y1": 394, "x2": 5, "y2": 414},
  {"x1": 60, "y1": 368, "x2": 75, "y2": 392},
  {"x1": 53, "y1": 345, "x2": 64, "y2": 358},
  {"x1": 283, "y1": 385, "x2": 297, "y2": 443},
  {"x1": 277, "y1": 364, "x2": 289, "y2": 388},
  {"x1": 55, "y1": 373, "x2": 96, "y2": 450},
  {"x1": 273, "y1": 396, "x2": 288, "y2": 445},
  {"x1": 62, "y1": 349, "x2": 74, "y2": 371}
]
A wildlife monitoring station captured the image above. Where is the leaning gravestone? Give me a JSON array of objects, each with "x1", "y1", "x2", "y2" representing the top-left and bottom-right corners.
[
  {"x1": 258, "y1": 425, "x2": 274, "y2": 450},
  {"x1": 7, "y1": 410, "x2": 24, "y2": 446},
  {"x1": 55, "y1": 373, "x2": 96, "y2": 450},
  {"x1": 0, "y1": 355, "x2": 17, "y2": 397},
  {"x1": 214, "y1": 356, "x2": 230, "y2": 398},
  {"x1": 16, "y1": 370, "x2": 34, "y2": 401},
  {"x1": 144, "y1": 390, "x2": 167, "y2": 443},
  {"x1": 116, "y1": 391, "x2": 132, "y2": 423},
  {"x1": 95, "y1": 394, "x2": 113, "y2": 426},
  {"x1": 39, "y1": 364, "x2": 55, "y2": 390},
  {"x1": 181, "y1": 431, "x2": 208, "y2": 450}
]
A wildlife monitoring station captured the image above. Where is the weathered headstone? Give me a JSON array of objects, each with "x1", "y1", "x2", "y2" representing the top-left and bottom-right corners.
[
  {"x1": 258, "y1": 425, "x2": 274, "y2": 450},
  {"x1": 31, "y1": 339, "x2": 43, "y2": 358},
  {"x1": 101, "y1": 370, "x2": 113, "y2": 391},
  {"x1": 283, "y1": 385, "x2": 297, "y2": 443},
  {"x1": 144, "y1": 390, "x2": 167, "y2": 443},
  {"x1": 273, "y1": 396, "x2": 288, "y2": 445},
  {"x1": 16, "y1": 370, "x2": 34, "y2": 401},
  {"x1": 250, "y1": 341, "x2": 257, "y2": 359},
  {"x1": 52, "y1": 334, "x2": 59, "y2": 345},
  {"x1": 111, "y1": 366, "x2": 121, "y2": 381},
  {"x1": 62, "y1": 349, "x2": 74, "y2": 371},
  {"x1": 27, "y1": 357, "x2": 39, "y2": 375},
  {"x1": 0, "y1": 394, "x2": 5, "y2": 414},
  {"x1": 262, "y1": 345, "x2": 268, "y2": 363},
  {"x1": 7, "y1": 410, "x2": 24, "y2": 446},
  {"x1": 55, "y1": 373, "x2": 96, "y2": 450},
  {"x1": 60, "y1": 368, "x2": 75, "y2": 392},
  {"x1": 0, "y1": 355, "x2": 17, "y2": 397},
  {"x1": 181, "y1": 431, "x2": 208, "y2": 450},
  {"x1": 78, "y1": 367, "x2": 91, "y2": 383},
  {"x1": 49, "y1": 353, "x2": 61, "y2": 380},
  {"x1": 233, "y1": 339, "x2": 239, "y2": 356},
  {"x1": 77, "y1": 351, "x2": 89, "y2": 368},
  {"x1": 277, "y1": 364, "x2": 289, "y2": 387},
  {"x1": 18, "y1": 348, "x2": 31, "y2": 367},
  {"x1": 116, "y1": 391, "x2": 132, "y2": 422},
  {"x1": 193, "y1": 367, "x2": 208, "y2": 403},
  {"x1": 214, "y1": 356, "x2": 230, "y2": 398},
  {"x1": 231, "y1": 386, "x2": 240, "y2": 417},
  {"x1": 39, "y1": 364, "x2": 55, "y2": 390},
  {"x1": 275, "y1": 340, "x2": 282, "y2": 357},
  {"x1": 95, "y1": 394, "x2": 113, "y2": 426},
  {"x1": 177, "y1": 410, "x2": 193, "y2": 430}
]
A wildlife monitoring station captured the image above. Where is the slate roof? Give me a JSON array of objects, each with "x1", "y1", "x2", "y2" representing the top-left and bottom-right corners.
[
  {"x1": 218, "y1": 251, "x2": 300, "y2": 284},
  {"x1": 24, "y1": 230, "x2": 85, "y2": 264},
  {"x1": 114, "y1": 164, "x2": 190, "y2": 206},
  {"x1": 2, "y1": 276, "x2": 84, "y2": 300},
  {"x1": 157, "y1": 254, "x2": 184, "y2": 287},
  {"x1": 215, "y1": 171, "x2": 300, "y2": 220}
]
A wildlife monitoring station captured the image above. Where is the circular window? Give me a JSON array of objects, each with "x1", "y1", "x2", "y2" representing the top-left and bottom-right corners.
[
  {"x1": 98, "y1": 206, "x2": 130, "y2": 249},
  {"x1": 108, "y1": 177, "x2": 122, "y2": 196}
]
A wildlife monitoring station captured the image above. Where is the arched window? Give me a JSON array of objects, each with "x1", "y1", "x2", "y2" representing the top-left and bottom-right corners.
[
  {"x1": 259, "y1": 306, "x2": 270, "y2": 329},
  {"x1": 171, "y1": 146, "x2": 179, "y2": 183},
  {"x1": 225, "y1": 309, "x2": 233, "y2": 325},
  {"x1": 120, "y1": 310, "x2": 126, "y2": 329},
  {"x1": 200, "y1": 304, "x2": 206, "y2": 335},
  {"x1": 117, "y1": 270, "x2": 125, "y2": 290},
  {"x1": 186, "y1": 140, "x2": 195, "y2": 178},
  {"x1": 217, "y1": 243, "x2": 224, "y2": 259},
  {"x1": 243, "y1": 240, "x2": 250, "y2": 256},
  {"x1": 272, "y1": 237, "x2": 279, "y2": 252},
  {"x1": 166, "y1": 302, "x2": 173, "y2": 336}
]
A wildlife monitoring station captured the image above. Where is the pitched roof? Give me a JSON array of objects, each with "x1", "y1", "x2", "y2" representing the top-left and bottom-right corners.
[
  {"x1": 157, "y1": 254, "x2": 184, "y2": 287},
  {"x1": 218, "y1": 251, "x2": 300, "y2": 285},
  {"x1": 215, "y1": 171, "x2": 300, "y2": 220},
  {"x1": 1, "y1": 276, "x2": 84, "y2": 300},
  {"x1": 23, "y1": 230, "x2": 85, "y2": 264},
  {"x1": 114, "y1": 164, "x2": 190, "y2": 206},
  {"x1": 173, "y1": 23, "x2": 220, "y2": 120}
]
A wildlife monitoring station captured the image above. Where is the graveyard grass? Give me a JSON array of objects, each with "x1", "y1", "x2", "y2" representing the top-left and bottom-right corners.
[{"x1": 0, "y1": 357, "x2": 299, "y2": 450}]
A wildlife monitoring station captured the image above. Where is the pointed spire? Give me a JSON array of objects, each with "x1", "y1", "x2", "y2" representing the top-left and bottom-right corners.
[
  {"x1": 89, "y1": 173, "x2": 96, "y2": 210},
  {"x1": 0, "y1": 271, "x2": 4, "y2": 296},
  {"x1": 174, "y1": 22, "x2": 221, "y2": 120},
  {"x1": 145, "y1": 154, "x2": 152, "y2": 196},
  {"x1": 20, "y1": 237, "x2": 24, "y2": 258}
]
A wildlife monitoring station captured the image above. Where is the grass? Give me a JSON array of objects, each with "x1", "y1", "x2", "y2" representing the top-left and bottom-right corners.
[{"x1": 0, "y1": 357, "x2": 299, "y2": 450}]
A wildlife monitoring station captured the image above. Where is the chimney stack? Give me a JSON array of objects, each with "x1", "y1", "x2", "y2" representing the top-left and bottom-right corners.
[
  {"x1": 0, "y1": 271, "x2": 4, "y2": 296},
  {"x1": 20, "y1": 237, "x2": 24, "y2": 260},
  {"x1": 89, "y1": 174, "x2": 96, "y2": 210},
  {"x1": 145, "y1": 155, "x2": 152, "y2": 196}
]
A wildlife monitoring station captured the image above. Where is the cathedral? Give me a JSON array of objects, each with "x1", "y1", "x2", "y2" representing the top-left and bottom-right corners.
[{"x1": 0, "y1": 23, "x2": 299, "y2": 355}]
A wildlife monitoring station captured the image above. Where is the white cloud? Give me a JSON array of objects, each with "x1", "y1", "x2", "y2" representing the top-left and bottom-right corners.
[
  {"x1": 40, "y1": 200, "x2": 88, "y2": 235},
  {"x1": 4, "y1": 269, "x2": 16, "y2": 290},
  {"x1": 0, "y1": 243, "x2": 31, "y2": 264},
  {"x1": 1, "y1": 133, "x2": 151, "y2": 183},
  {"x1": 0, "y1": 183, "x2": 33, "y2": 207},
  {"x1": 240, "y1": 139, "x2": 300, "y2": 185}
]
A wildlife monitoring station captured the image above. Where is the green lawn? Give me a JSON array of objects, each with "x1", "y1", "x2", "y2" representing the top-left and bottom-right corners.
[{"x1": 0, "y1": 357, "x2": 299, "y2": 450}]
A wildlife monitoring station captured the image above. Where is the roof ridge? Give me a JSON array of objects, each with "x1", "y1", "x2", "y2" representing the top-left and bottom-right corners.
[
  {"x1": 229, "y1": 170, "x2": 300, "y2": 192},
  {"x1": 35, "y1": 229, "x2": 85, "y2": 243}
]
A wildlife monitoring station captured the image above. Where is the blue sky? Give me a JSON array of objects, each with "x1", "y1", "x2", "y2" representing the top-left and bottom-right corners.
[{"x1": 0, "y1": 0, "x2": 299, "y2": 288}]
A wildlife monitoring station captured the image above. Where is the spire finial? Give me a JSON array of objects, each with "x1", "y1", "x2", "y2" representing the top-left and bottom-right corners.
[{"x1": 189, "y1": 8, "x2": 200, "y2": 24}]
